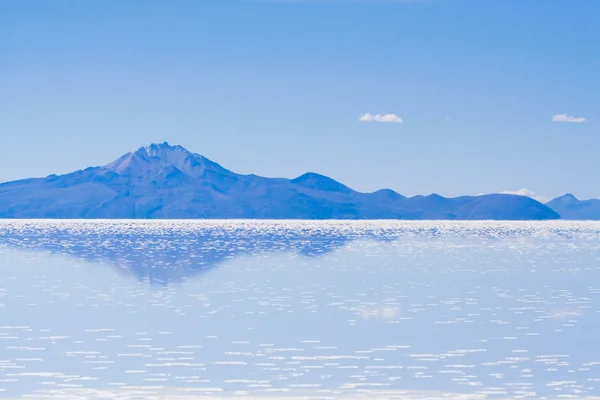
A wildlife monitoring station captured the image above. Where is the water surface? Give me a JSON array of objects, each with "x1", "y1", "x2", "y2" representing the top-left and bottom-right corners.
[{"x1": 1, "y1": 220, "x2": 600, "y2": 399}]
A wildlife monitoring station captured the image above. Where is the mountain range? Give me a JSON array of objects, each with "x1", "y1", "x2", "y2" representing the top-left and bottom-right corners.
[{"x1": 0, "y1": 142, "x2": 593, "y2": 220}]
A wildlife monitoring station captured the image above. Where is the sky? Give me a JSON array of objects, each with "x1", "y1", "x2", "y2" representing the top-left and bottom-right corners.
[{"x1": 1, "y1": 0, "x2": 599, "y2": 201}]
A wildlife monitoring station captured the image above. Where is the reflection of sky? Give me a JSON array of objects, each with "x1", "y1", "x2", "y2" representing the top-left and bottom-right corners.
[{"x1": 1, "y1": 221, "x2": 600, "y2": 399}]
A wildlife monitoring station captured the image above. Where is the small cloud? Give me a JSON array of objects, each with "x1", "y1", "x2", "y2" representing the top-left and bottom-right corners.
[
  {"x1": 552, "y1": 113, "x2": 586, "y2": 123},
  {"x1": 500, "y1": 189, "x2": 549, "y2": 203},
  {"x1": 479, "y1": 188, "x2": 549, "y2": 203},
  {"x1": 359, "y1": 113, "x2": 403, "y2": 124},
  {"x1": 500, "y1": 188, "x2": 537, "y2": 198}
]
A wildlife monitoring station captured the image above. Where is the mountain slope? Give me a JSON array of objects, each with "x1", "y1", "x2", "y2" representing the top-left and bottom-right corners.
[
  {"x1": 546, "y1": 194, "x2": 600, "y2": 220},
  {"x1": 0, "y1": 142, "x2": 559, "y2": 220}
]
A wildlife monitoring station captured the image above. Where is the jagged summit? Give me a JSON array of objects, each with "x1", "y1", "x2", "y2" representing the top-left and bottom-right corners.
[
  {"x1": 136, "y1": 141, "x2": 189, "y2": 156},
  {"x1": 104, "y1": 142, "x2": 230, "y2": 178}
]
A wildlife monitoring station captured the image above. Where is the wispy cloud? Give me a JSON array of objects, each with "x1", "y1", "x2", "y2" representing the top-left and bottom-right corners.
[
  {"x1": 500, "y1": 189, "x2": 549, "y2": 203},
  {"x1": 478, "y1": 188, "x2": 549, "y2": 203},
  {"x1": 552, "y1": 113, "x2": 586, "y2": 123},
  {"x1": 359, "y1": 113, "x2": 403, "y2": 124}
]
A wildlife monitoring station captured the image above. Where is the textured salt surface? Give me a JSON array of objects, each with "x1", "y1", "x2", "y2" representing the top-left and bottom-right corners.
[{"x1": 1, "y1": 220, "x2": 599, "y2": 399}]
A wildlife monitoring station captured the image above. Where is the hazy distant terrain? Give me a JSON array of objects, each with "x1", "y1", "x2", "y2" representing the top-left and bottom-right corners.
[
  {"x1": 0, "y1": 142, "x2": 560, "y2": 220},
  {"x1": 546, "y1": 194, "x2": 600, "y2": 220}
]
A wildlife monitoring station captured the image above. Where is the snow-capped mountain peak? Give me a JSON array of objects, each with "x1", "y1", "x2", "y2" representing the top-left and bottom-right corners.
[
  {"x1": 139, "y1": 141, "x2": 188, "y2": 157},
  {"x1": 104, "y1": 142, "x2": 229, "y2": 178}
]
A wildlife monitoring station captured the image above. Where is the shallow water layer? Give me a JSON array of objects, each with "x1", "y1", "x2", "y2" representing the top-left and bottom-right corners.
[{"x1": 1, "y1": 220, "x2": 600, "y2": 399}]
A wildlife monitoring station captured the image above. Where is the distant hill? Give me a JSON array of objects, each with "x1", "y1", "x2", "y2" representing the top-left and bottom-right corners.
[
  {"x1": 546, "y1": 194, "x2": 600, "y2": 220},
  {"x1": 0, "y1": 142, "x2": 559, "y2": 220}
]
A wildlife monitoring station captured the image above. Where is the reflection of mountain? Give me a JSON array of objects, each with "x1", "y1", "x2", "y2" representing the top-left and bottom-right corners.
[{"x1": 0, "y1": 224, "x2": 360, "y2": 285}]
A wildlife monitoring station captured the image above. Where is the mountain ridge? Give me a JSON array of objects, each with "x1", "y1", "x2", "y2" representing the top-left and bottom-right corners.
[
  {"x1": 546, "y1": 194, "x2": 600, "y2": 220},
  {"x1": 0, "y1": 142, "x2": 561, "y2": 220}
]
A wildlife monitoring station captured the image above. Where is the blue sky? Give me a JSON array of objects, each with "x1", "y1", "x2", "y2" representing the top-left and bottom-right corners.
[{"x1": 1, "y1": 0, "x2": 598, "y2": 200}]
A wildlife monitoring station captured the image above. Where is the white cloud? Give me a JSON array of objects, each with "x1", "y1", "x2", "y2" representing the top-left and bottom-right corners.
[
  {"x1": 552, "y1": 113, "x2": 586, "y2": 123},
  {"x1": 477, "y1": 188, "x2": 549, "y2": 203},
  {"x1": 499, "y1": 189, "x2": 549, "y2": 203},
  {"x1": 500, "y1": 188, "x2": 537, "y2": 198},
  {"x1": 359, "y1": 113, "x2": 403, "y2": 124}
]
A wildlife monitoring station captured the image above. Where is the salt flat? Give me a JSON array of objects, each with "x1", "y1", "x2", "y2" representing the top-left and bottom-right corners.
[{"x1": 1, "y1": 220, "x2": 600, "y2": 399}]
